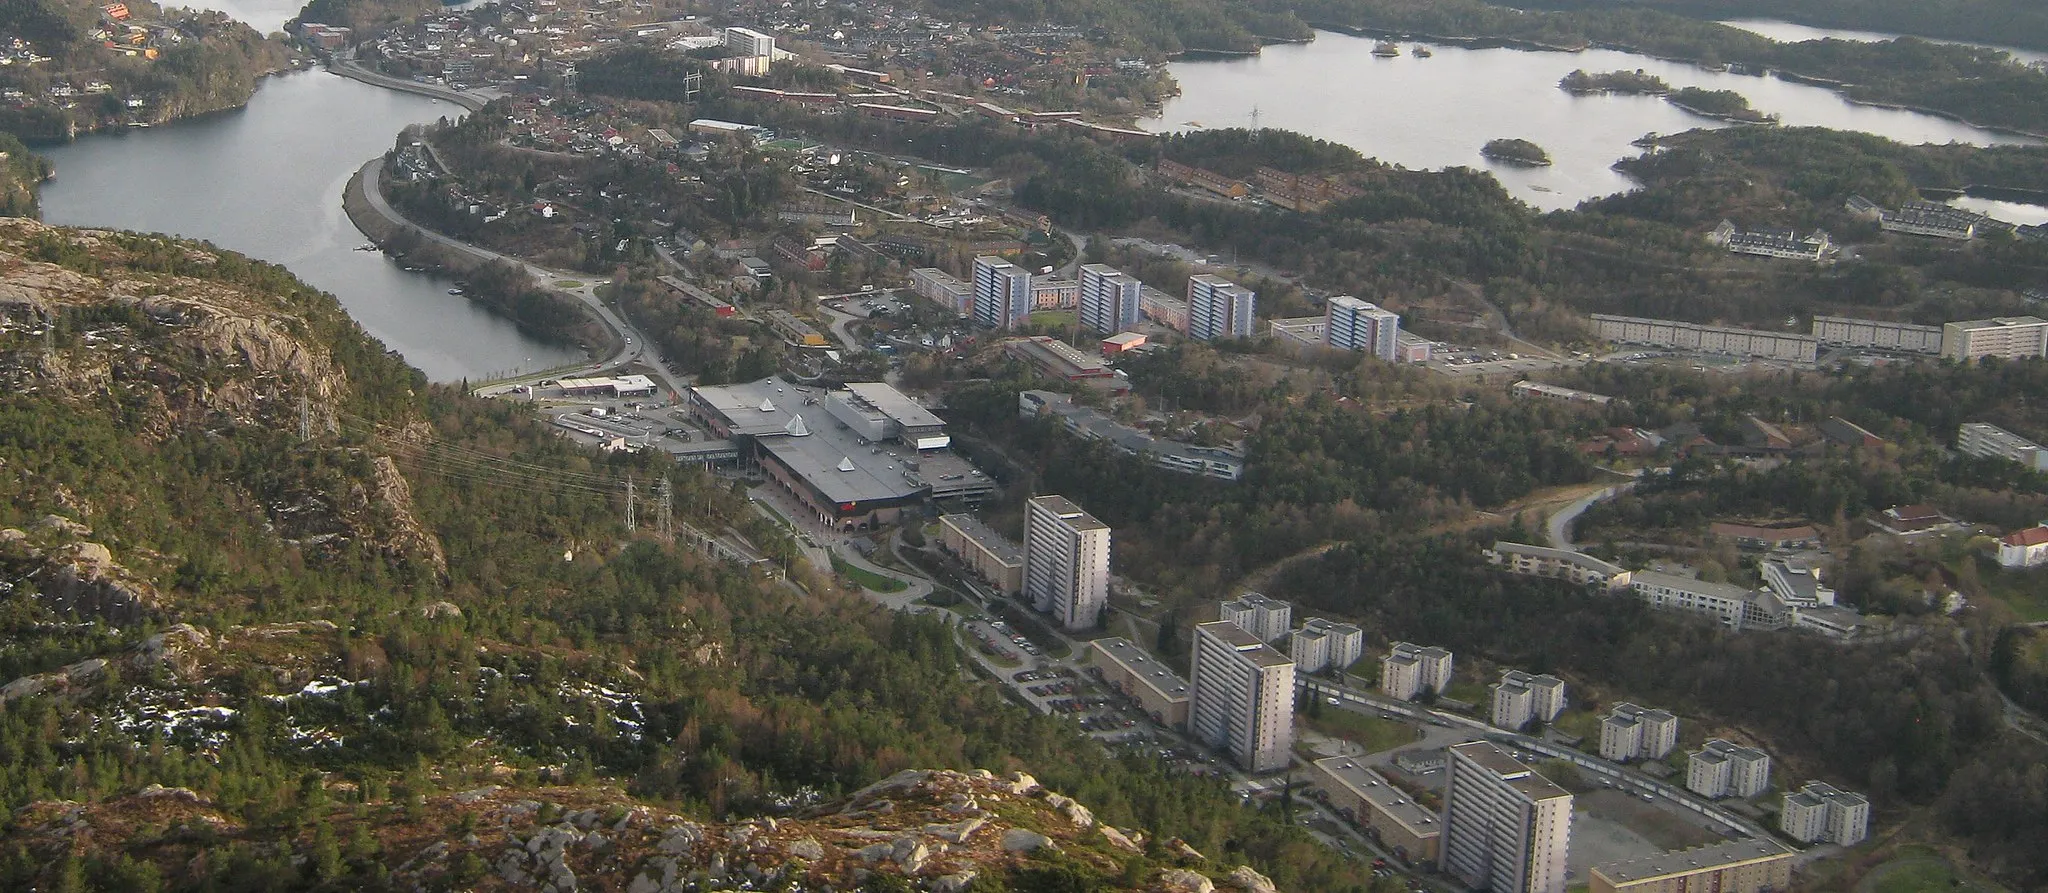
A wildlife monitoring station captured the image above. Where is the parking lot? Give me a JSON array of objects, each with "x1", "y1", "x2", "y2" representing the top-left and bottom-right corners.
[{"x1": 1428, "y1": 344, "x2": 1576, "y2": 378}]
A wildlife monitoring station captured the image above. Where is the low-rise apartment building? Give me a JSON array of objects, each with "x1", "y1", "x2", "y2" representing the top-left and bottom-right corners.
[
  {"x1": 937, "y1": 513, "x2": 1024, "y2": 594},
  {"x1": 1958, "y1": 422, "x2": 2048, "y2": 472},
  {"x1": 1686, "y1": 739, "x2": 1772, "y2": 799},
  {"x1": 1381, "y1": 642, "x2": 1454, "y2": 701},
  {"x1": 1018, "y1": 390, "x2": 1245, "y2": 481},
  {"x1": 1291, "y1": 617, "x2": 1365, "y2": 674},
  {"x1": 1599, "y1": 703, "x2": 1679, "y2": 763},
  {"x1": 2000, "y1": 526, "x2": 2048, "y2": 569},
  {"x1": 1629, "y1": 570, "x2": 1783, "y2": 631},
  {"x1": 1781, "y1": 781, "x2": 1869, "y2": 846},
  {"x1": 1942, "y1": 316, "x2": 2048, "y2": 362},
  {"x1": 1310, "y1": 756, "x2": 1443, "y2": 863},
  {"x1": 1089, "y1": 637, "x2": 1190, "y2": 726},
  {"x1": 1219, "y1": 592, "x2": 1292, "y2": 642},
  {"x1": 1487, "y1": 541, "x2": 1632, "y2": 589},
  {"x1": 1492, "y1": 670, "x2": 1567, "y2": 731},
  {"x1": 1589, "y1": 839, "x2": 1794, "y2": 893}
]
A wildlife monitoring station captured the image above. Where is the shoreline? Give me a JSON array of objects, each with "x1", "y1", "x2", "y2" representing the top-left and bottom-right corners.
[
  {"x1": 1191, "y1": 24, "x2": 2048, "y2": 141},
  {"x1": 328, "y1": 59, "x2": 489, "y2": 112}
]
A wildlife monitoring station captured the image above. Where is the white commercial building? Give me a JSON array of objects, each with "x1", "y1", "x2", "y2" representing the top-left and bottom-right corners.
[
  {"x1": 1290, "y1": 617, "x2": 1364, "y2": 674},
  {"x1": 1186, "y1": 274, "x2": 1257, "y2": 341},
  {"x1": 1598, "y1": 703, "x2": 1679, "y2": 763},
  {"x1": 1957, "y1": 422, "x2": 2048, "y2": 472},
  {"x1": 1381, "y1": 642, "x2": 1453, "y2": 701},
  {"x1": 1189, "y1": 621, "x2": 1296, "y2": 773},
  {"x1": 972, "y1": 256, "x2": 1032, "y2": 330},
  {"x1": 1686, "y1": 739, "x2": 1772, "y2": 799},
  {"x1": 1492, "y1": 670, "x2": 1567, "y2": 731},
  {"x1": 1441, "y1": 741, "x2": 1573, "y2": 893},
  {"x1": 1218, "y1": 593, "x2": 1292, "y2": 642},
  {"x1": 1325, "y1": 295, "x2": 1401, "y2": 360},
  {"x1": 1078, "y1": 264, "x2": 1143, "y2": 335},
  {"x1": 1024, "y1": 495, "x2": 1111, "y2": 631},
  {"x1": 1781, "y1": 782, "x2": 1869, "y2": 846},
  {"x1": 1942, "y1": 316, "x2": 2048, "y2": 362}
]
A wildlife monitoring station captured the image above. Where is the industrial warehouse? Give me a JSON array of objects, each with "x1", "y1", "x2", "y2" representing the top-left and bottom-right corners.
[{"x1": 686, "y1": 377, "x2": 994, "y2": 529}]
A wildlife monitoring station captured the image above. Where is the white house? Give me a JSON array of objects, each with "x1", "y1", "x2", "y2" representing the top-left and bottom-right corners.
[{"x1": 1999, "y1": 526, "x2": 2048, "y2": 569}]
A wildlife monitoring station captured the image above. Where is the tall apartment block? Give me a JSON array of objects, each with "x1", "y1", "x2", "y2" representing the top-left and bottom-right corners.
[
  {"x1": 1024, "y1": 495, "x2": 1111, "y2": 631},
  {"x1": 1078, "y1": 264, "x2": 1143, "y2": 335},
  {"x1": 1381, "y1": 642, "x2": 1454, "y2": 701},
  {"x1": 1290, "y1": 617, "x2": 1365, "y2": 673},
  {"x1": 1189, "y1": 621, "x2": 1296, "y2": 773},
  {"x1": 1218, "y1": 592, "x2": 1292, "y2": 642},
  {"x1": 723, "y1": 26, "x2": 776, "y2": 57},
  {"x1": 1686, "y1": 739, "x2": 1772, "y2": 799},
  {"x1": 1598, "y1": 703, "x2": 1679, "y2": 763},
  {"x1": 1441, "y1": 741, "x2": 1574, "y2": 893},
  {"x1": 1186, "y1": 274, "x2": 1256, "y2": 341},
  {"x1": 1780, "y1": 782, "x2": 1869, "y2": 846},
  {"x1": 1325, "y1": 295, "x2": 1401, "y2": 360},
  {"x1": 972, "y1": 255, "x2": 1032, "y2": 330},
  {"x1": 1492, "y1": 670, "x2": 1568, "y2": 731},
  {"x1": 1941, "y1": 315, "x2": 2048, "y2": 361}
]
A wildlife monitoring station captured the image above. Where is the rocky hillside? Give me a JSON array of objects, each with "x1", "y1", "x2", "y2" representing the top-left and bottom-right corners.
[
  {"x1": 3, "y1": 768, "x2": 1288, "y2": 892},
  {"x1": 0, "y1": 218, "x2": 1366, "y2": 892}
]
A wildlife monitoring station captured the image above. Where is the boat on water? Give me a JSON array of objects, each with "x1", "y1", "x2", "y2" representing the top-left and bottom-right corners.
[
  {"x1": 1412, "y1": 45, "x2": 1433, "y2": 57},
  {"x1": 1372, "y1": 40, "x2": 1401, "y2": 57},
  {"x1": 1185, "y1": 121, "x2": 1205, "y2": 128},
  {"x1": 448, "y1": 288, "x2": 465, "y2": 295}
]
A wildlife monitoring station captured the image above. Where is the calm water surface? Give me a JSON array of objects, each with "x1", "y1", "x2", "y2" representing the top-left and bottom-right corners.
[
  {"x1": 1152, "y1": 31, "x2": 2037, "y2": 211},
  {"x1": 38, "y1": 70, "x2": 581, "y2": 382}
]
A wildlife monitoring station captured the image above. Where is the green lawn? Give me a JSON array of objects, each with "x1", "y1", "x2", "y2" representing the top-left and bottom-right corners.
[
  {"x1": 1028, "y1": 311, "x2": 1077, "y2": 329},
  {"x1": 1971, "y1": 556, "x2": 2048, "y2": 622},
  {"x1": 832, "y1": 556, "x2": 908, "y2": 592},
  {"x1": 553, "y1": 279, "x2": 586, "y2": 289},
  {"x1": 1858, "y1": 847, "x2": 2006, "y2": 893},
  {"x1": 1304, "y1": 709, "x2": 1418, "y2": 755}
]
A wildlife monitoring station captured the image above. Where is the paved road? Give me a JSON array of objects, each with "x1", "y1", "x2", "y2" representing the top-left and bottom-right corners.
[
  {"x1": 1547, "y1": 480, "x2": 1637, "y2": 549},
  {"x1": 356, "y1": 156, "x2": 685, "y2": 397}
]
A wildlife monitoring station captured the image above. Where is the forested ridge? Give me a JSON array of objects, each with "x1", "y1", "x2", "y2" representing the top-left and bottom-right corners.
[{"x1": 0, "y1": 220, "x2": 1374, "y2": 891}]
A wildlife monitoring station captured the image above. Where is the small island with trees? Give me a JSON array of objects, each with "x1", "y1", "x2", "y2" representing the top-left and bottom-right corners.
[
  {"x1": 1667, "y1": 86, "x2": 1780, "y2": 124},
  {"x1": 1481, "y1": 137, "x2": 1553, "y2": 166},
  {"x1": 1559, "y1": 69, "x2": 1672, "y2": 95}
]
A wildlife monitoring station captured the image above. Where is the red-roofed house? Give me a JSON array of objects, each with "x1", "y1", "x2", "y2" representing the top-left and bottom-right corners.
[
  {"x1": 1871, "y1": 504, "x2": 1963, "y2": 537},
  {"x1": 1999, "y1": 526, "x2": 2048, "y2": 568}
]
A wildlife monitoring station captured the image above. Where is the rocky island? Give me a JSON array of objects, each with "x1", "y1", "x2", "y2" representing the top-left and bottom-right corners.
[
  {"x1": 1482, "y1": 137, "x2": 1553, "y2": 165},
  {"x1": 1667, "y1": 86, "x2": 1780, "y2": 124},
  {"x1": 1558, "y1": 68, "x2": 1672, "y2": 95}
]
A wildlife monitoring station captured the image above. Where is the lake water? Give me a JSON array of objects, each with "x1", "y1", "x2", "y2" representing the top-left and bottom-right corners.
[
  {"x1": 37, "y1": 70, "x2": 582, "y2": 383},
  {"x1": 1719, "y1": 18, "x2": 2048, "y2": 68},
  {"x1": 1151, "y1": 31, "x2": 2037, "y2": 211}
]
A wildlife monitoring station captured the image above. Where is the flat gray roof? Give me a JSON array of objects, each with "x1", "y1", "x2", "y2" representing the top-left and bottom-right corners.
[
  {"x1": 939, "y1": 513, "x2": 1024, "y2": 565},
  {"x1": 1314, "y1": 756, "x2": 1440, "y2": 837},
  {"x1": 1031, "y1": 494, "x2": 1109, "y2": 531},
  {"x1": 843, "y1": 382, "x2": 947, "y2": 430},
  {"x1": 694, "y1": 377, "x2": 983, "y2": 507},
  {"x1": 1631, "y1": 570, "x2": 1759, "y2": 602},
  {"x1": 1196, "y1": 621, "x2": 1294, "y2": 668},
  {"x1": 1593, "y1": 839, "x2": 1791, "y2": 884},
  {"x1": 1092, "y1": 637, "x2": 1189, "y2": 700},
  {"x1": 1450, "y1": 741, "x2": 1571, "y2": 801}
]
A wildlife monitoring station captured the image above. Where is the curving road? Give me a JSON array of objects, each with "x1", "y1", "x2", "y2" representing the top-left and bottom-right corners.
[{"x1": 355, "y1": 156, "x2": 685, "y2": 397}]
